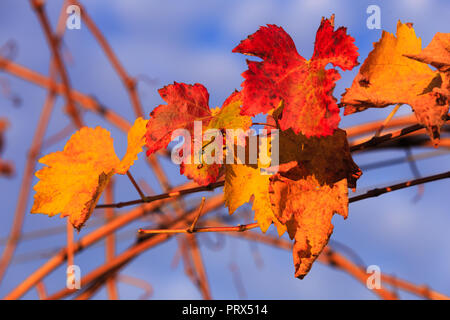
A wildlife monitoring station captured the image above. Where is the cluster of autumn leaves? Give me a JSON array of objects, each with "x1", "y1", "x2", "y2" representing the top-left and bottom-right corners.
[{"x1": 31, "y1": 16, "x2": 450, "y2": 279}]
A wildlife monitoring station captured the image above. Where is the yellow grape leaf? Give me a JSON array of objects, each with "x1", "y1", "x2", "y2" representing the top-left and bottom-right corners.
[
  {"x1": 31, "y1": 118, "x2": 148, "y2": 230},
  {"x1": 207, "y1": 91, "x2": 252, "y2": 131},
  {"x1": 116, "y1": 117, "x2": 148, "y2": 174},
  {"x1": 341, "y1": 21, "x2": 448, "y2": 145},
  {"x1": 224, "y1": 162, "x2": 286, "y2": 236},
  {"x1": 224, "y1": 133, "x2": 286, "y2": 236}
]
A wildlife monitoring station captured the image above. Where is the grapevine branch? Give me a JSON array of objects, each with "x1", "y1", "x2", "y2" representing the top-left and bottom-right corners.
[
  {"x1": 44, "y1": 196, "x2": 225, "y2": 300},
  {"x1": 349, "y1": 171, "x2": 450, "y2": 203},
  {"x1": 2, "y1": 2, "x2": 449, "y2": 301},
  {"x1": 104, "y1": 178, "x2": 118, "y2": 300},
  {"x1": 4, "y1": 180, "x2": 199, "y2": 300},
  {"x1": 0, "y1": 55, "x2": 132, "y2": 132},
  {"x1": 30, "y1": 171, "x2": 449, "y2": 299},
  {"x1": 71, "y1": 0, "x2": 211, "y2": 290},
  {"x1": 30, "y1": 0, "x2": 83, "y2": 128},
  {"x1": 68, "y1": 0, "x2": 143, "y2": 118},
  {"x1": 139, "y1": 222, "x2": 259, "y2": 235},
  {"x1": 350, "y1": 115, "x2": 449, "y2": 152},
  {"x1": 6, "y1": 169, "x2": 449, "y2": 299},
  {"x1": 47, "y1": 207, "x2": 449, "y2": 301},
  {"x1": 95, "y1": 170, "x2": 450, "y2": 210},
  {"x1": 217, "y1": 225, "x2": 448, "y2": 300},
  {"x1": 0, "y1": 1, "x2": 69, "y2": 285},
  {"x1": 136, "y1": 171, "x2": 450, "y2": 237}
]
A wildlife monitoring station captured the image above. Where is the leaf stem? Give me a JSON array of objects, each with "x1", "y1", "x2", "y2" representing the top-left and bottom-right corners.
[{"x1": 374, "y1": 104, "x2": 402, "y2": 137}]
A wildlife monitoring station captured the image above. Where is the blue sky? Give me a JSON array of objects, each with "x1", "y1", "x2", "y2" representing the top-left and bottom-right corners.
[{"x1": 0, "y1": 0, "x2": 449, "y2": 299}]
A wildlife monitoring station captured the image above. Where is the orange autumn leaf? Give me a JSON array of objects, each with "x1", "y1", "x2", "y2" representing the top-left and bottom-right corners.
[
  {"x1": 268, "y1": 123, "x2": 361, "y2": 279},
  {"x1": 405, "y1": 32, "x2": 450, "y2": 122},
  {"x1": 269, "y1": 175, "x2": 349, "y2": 279},
  {"x1": 405, "y1": 32, "x2": 450, "y2": 73},
  {"x1": 31, "y1": 117, "x2": 148, "y2": 230},
  {"x1": 341, "y1": 21, "x2": 449, "y2": 146}
]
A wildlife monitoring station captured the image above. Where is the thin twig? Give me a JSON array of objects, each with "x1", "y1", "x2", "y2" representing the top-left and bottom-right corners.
[
  {"x1": 349, "y1": 171, "x2": 450, "y2": 203},
  {"x1": 139, "y1": 222, "x2": 259, "y2": 235},
  {"x1": 30, "y1": 0, "x2": 83, "y2": 128},
  {"x1": 350, "y1": 115, "x2": 449, "y2": 152},
  {"x1": 0, "y1": 80, "x2": 56, "y2": 285},
  {"x1": 186, "y1": 234, "x2": 212, "y2": 299},
  {"x1": 35, "y1": 281, "x2": 47, "y2": 300},
  {"x1": 0, "y1": 55, "x2": 131, "y2": 132},
  {"x1": 4, "y1": 181, "x2": 197, "y2": 300},
  {"x1": 117, "y1": 274, "x2": 153, "y2": 300},
  {"x1": 373, "y1": 104, "x2": 402, "y2": 137},
  {"x1": 41, "y1": 122, "x2": 75, "y2": 150},
  {"x1": 359, "y1": 149, "x2": 450, "y2": 171},
  {"x1": 96, "y1": 180, "x2": 224, "y2": 209},
  {"x1": 219, "y1": 226, "x2": 448, "y2": 300},
  {"x1": 66, "y1": 219, "x2": 74, "y2": 292},
  {"x1": 69, "y1": 0, "x2": 144, "y2": 118},
  {"x1": 351, "y1": 123, "x2": 424, "y2": 152},
  {"x1": 252, "y1": 122, "x2": 277, "y2": 128},
  {"x1": 187, "y1": 197, "x2": 206, "y2": 233},
  {"x1": 44, "y1": 196, "x2": 224, "y2": 300},
  {"x1": 104, "y1": 179, "x2": 118, "y2": 300},
  {"x1": 126, "y1": 171, "x2": 145, "y2": 200},
  {"x1": 345, "y1": 113, "x2": 417, "y2": 138},
  {"x1": 96, "y1": 168, "x2": 450, "y2": 210}
]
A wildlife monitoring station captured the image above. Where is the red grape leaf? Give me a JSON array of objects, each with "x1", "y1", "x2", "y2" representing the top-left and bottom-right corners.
[
  {"x1": 181, "y1": 91, "x2": 252, "y2": 185},
  {"x1": 146, "y1": 84, "x2": 251, "y2": 185},
  {"x1": 145, "y1": 82, "x2": 212, "y2": 155},
  {"x1": 233, "y1": 15, "x2": 358, "y2": 137}
]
